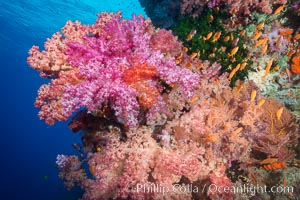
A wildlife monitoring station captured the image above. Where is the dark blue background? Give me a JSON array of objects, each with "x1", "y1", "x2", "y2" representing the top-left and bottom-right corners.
[{"x1": 0, "y1": 0, "x2": 146, "y2": 199}]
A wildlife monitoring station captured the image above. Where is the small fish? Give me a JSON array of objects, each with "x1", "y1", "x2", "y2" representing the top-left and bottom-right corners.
[
  {"x1": 274, "y1": 5, "x2": 285, "y2": 15},
  {"x1": 205, "y1": 32, "x2": 213, "y2": 40},
  {"x1": 254, "y1": 38, "x2": 265, "y2": 47},
  {"x1": 262, "y1": 161, "x2": 286, "y2": 170},
  {"x1": 231, "y1": 127, "x2": 243, "y2": 137},
  {"x1": 261, "y1": 36, "x2": 269, "y2": 46},
  {"x1": 260, "y1": 158, "x2": 278, "y2": 165},
  {"x1": 223, "y1": 36, "x2": 230, "y2": 42},
  {"x1": 201, "y1": 135, "x2": 218, "y2": 142},
  {"x1": 239, "y1": 29, "x2": 246, "y2": 36},
  {"x1": 252, "y1": 31, "x2": 262, "y2": 40},
  {"x1": 189, "y1": 96, "x2": 199, "y2": 103},
  {"x1": 260, "y1": 44, "x2": 268, "y2": 56},
  {"x1": 236, "y1": 84, "x2": 244, "y2": 93},
  {"x1": 212, "y1": 31, "x2": 221, "y2": 42},
  {"x1": 228, "y1": 68, "x2": 238, "y2": 80},
  {"x1": 186, "y1": 29, "x2": 197, "y2": 41},
  {"x1": 250, "y1": 90, "x2": 257, "y2": 102},
  {"x1": 228, "y1": 46, "x2": 239, "y2": 57},
  {"x1": 72, "y1": 143, "x2": 82, "y2": 153},
  {"x1": 234, "y1": 63, "x2": 241, "y2": 71},
  {"x1": 285, "y1": 67, "x2": 291, "y2": 82},
  {"x1": 240, "y1": 62, "x2": 247, "y2": 70},
  {"x1": 294, "y1": 33, "x2": 300, "y2": 40},
  {"x1": 276, "y1": 107, "x2": 284, "y2": 121},
  {"x1": 208, "y1": 15, "x2": 214, "y2": 23},
  {"x1": 89, "y1": 165, "x2": 95, "y2": 176},
  {"x1": 190, "y1": 52, "x2": 199, "y2": 59},
  {"x1": 263, "y1": 58, "x2": 274, "y2": 78},
  {"x1": 256, "y1": 22, "x2": 264, "y2": 31},
  {"x1": 257, "y1": 99, "x2": 265, "y2": 107},
  {"x1": 279, "y1": 28, "x2": 293, "y2": 36}
]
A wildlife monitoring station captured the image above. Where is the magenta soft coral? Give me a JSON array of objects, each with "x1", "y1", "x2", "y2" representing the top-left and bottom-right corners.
[{"x1": 29, "y1": 12, "x2": 200, "y2": 127}]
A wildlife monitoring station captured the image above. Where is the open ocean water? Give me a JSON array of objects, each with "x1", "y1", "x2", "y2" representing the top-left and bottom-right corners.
[{"x1": 0, "y1": 0, "x2": 146, "y2": 199}]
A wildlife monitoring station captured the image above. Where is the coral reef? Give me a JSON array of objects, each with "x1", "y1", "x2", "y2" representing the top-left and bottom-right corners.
[{"x1": 28, "y1": 1, "x2": 300, "y2": 199}]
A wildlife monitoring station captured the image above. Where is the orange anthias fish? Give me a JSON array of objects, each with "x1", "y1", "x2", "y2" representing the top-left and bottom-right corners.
[
  {"x1": 262, "y1": 161, "x2": 286, "y2": 170},
  {"x1": 254, "y1": 36, "x2": 268, "y2": 47},
  {"x1": 189, "y1": 96, "x2": 199, "y2": 103},
  {"x1": 257, "y1": 99, "x2": 265, "y2": 107},
  {"x1": 262, "y1": 58, "x2": 274, "y2": 78},
  {"x1": 279, "y1": 28, "x2": 293, "y2": 36},
  {"x1": 260, "y1": 44, "x2": 268, "y2": 56},
  {"x1": 228, "y1": 46, "x2": 239, "y2": 57},
  {"x1": 201, "y1": 135, "x2": 218, "y2": 142},
  {"x1": 190, "y1": 52, "x2": 199, "y2": 59},
  {"x1": 256, "y1": 22, "x2": 264, "y2": 31},
  {"x1": 239, "y1": 29, "x2": 246, "y2": 37},
  {"x1": 231, "y1": 127, "x2": 243, "y2": 137},
  {"x1": 274, "y1": 5, "x2": 285, "y2": 15},
  {"x1": 205, "y1": 32, "x2": 213, "y2": 41},
  {"x1": 223, "y1": 35, "x2": 230, "y2": 42},
  {"x1": 252, "y1": 31, "x2": 262, "y2": 40},
  {"x1": 276, "y1": 107, "x2": 284, "y2": 121},
  {"x1": 212, "y1": 31, "x2": 221, "y2": 42},
  {"x1": 250, "y1": 90, "x2": 257, "y2": 102},
  {"x1": 186, "y1": 29, "x2": 197, "y2": 41},
  {"x1": 260, "y1": 158, "x2": 278, "y2": 165},
  {"x1": 294, "y1": 33, "x2": 300, "y2": 40},
  {"x1": 240, "y1": 62, "x2": 247, "y2": 70}
]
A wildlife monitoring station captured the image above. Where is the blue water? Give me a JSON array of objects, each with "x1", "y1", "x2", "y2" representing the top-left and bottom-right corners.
[{"x1": 0, "y1": 0, "x2": 146, "y2": 199}]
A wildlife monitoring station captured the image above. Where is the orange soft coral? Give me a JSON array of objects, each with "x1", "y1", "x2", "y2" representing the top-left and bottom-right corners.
[
  {"x1": 123, "y1": 63, "x2": 159, "y2": 108},
  {"x1": 291, "y1": 54, "x2": 300, "y2": 74}
]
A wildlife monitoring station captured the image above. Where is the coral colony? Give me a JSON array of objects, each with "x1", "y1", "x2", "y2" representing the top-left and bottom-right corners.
[{"x1": 27, "y1": 1, "x2": 300, "y2": 199}]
